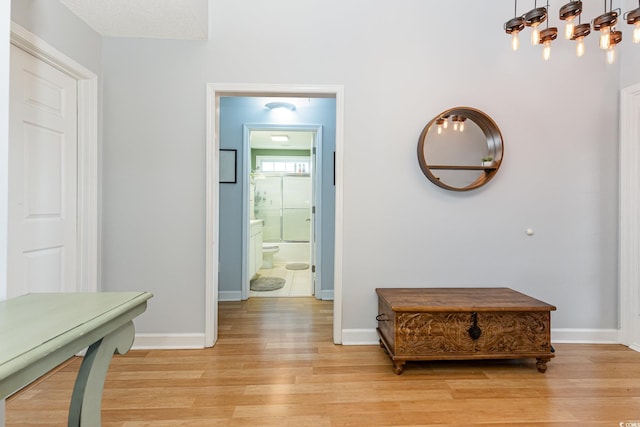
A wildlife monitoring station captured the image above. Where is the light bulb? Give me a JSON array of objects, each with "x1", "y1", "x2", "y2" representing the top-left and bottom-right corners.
[
  {"x1": 459, "y1": 122, "x2": 465, "y2": 132},
  {"x1": 512, "y1": 30, "x2": 520, "y2": 51},
  {"x1": 565, "y1": 16, "x2": 575, "y2": 39},
  {"x1": 437, "y1": 124, "x2": 442, "y2": 134},
  {"x1": 606, "y1": 46, "x2": 616, "y2": 64},
  {"x1": 634, "y1": 22, "x2": 640, "y2": 44},
  {"x1": 543, "y1": 41, "x2": 551, "y2": 61},
  {"x1": 576, "y1": 37, "x2": 585, "y2": 57},
  {"x1": 531, "y1": 25, "x2": 541, "y2": 44},
  {"x1": 443, "y1": 119, "x2": 448, "y2": 129},
  {"x1": 600, "y1": 26, "x2": 611, "y2": 49},
  {"x1": 453, "y1": 121, "x2": 459, "y2": 131}
]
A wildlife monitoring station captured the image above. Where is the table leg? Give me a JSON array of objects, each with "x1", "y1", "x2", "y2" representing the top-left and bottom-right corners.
[{"x1": 67, "y1": 321, "x2": 135, "y2": 426}]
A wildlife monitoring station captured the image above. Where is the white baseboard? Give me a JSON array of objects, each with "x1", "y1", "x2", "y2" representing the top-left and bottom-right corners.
[
  {"x1": 218, "y1": 291, "x2": 242, "y2": 301},
  {"x1": 133, "y1": 333, "x2": 205, "y2": 349},
  {"x1": 341, "y1": 328, "x2": 622, "y2": 346},
  {"x1": 342, "y1": 329, "x2": 380, "y2": 345},
  {"x1": 629, "y1": 343, "x2": 640, "y2": 353},
  {"x1": 321, "y1": 290, "x2": 334, "y2": 300},
  {"x1": 129, "y1": 328, "x2": 626, "y2": 350},
  {"x1": 551, "y1": 328, "x2": 619, "y2": 344}
]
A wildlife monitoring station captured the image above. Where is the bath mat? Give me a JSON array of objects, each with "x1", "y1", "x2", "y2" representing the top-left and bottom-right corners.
[
  {"x1": 286, "y1": 263, "x2": 309, "y2": 270},
  {"x1": 250, "y1": 277, "x2": 285, "y2": 291}
]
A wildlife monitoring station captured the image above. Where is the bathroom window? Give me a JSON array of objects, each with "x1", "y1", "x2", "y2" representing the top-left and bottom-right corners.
[{"x1": 256, "y1": 156, "x2": 310, "y2": 174}]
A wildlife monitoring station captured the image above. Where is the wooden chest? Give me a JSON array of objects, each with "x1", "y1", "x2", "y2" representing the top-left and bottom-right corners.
[{"x1": 375, "y1": 288, "x2": 556, "y2": 374}]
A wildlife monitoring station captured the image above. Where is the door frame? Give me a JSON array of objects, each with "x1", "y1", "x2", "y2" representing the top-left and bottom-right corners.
[
  {"x1": 619, "y1": 82, "x2": 640, "y2": 352},
  {"x1": 9, "y1": 23, "x2": 98, "y2": 293},
  {"x1": 242, "y1": 124, "x2": 323, "y2": 300},
  {"x1": 205, "y1": 83, "x2": 344, "y2": 346}
]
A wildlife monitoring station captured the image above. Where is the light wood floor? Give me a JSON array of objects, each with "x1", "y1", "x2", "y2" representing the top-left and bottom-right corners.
[{"x1": 6, "y1": 297, "x2": 640, "y2": 426}]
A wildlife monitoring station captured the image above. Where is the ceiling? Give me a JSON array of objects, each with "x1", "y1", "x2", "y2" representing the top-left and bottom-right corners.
[{"x1": 58, "y1": 0, "x2": 209, "y2": 40}]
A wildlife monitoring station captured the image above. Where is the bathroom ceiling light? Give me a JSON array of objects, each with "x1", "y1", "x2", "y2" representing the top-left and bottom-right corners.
[
  {"x1": 271, "y1": 135, "x2": 289, "y2": 142},
  {"x1": 265, "y1": 101, "x2": 296, "y2": 111}
]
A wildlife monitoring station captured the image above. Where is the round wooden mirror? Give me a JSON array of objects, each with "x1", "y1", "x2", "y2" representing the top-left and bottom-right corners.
[{"x1": 417, "y1": 107, "x2": 503, "y2": 191}]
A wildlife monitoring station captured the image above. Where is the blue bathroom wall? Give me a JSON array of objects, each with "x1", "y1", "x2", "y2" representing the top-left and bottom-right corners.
[{"x1": 218, "y1": 96, "x2": 336, "y2": 298}]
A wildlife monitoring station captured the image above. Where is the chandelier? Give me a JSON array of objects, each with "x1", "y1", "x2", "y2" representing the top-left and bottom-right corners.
[{"x1": 504, "y1": 0, "x2": 640, "y2": 63}]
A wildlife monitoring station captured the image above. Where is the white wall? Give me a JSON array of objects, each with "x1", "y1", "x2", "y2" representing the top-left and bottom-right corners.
[
  {"x1": 10, "y1": 0, "x2": 101, "y2": 73},
  {"x1": 97, "y1": 0, "x2": 627, "y2": 338}
]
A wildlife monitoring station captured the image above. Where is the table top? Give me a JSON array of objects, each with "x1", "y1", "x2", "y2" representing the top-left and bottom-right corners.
[
  {"x1": 0, "y1": 292, "x2": 152, "y2": 374},
  {"x1": 375, "y1": 287, "x2": 556, "y2": 312}
]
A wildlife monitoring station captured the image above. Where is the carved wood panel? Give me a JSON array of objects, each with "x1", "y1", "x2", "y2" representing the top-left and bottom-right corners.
[
  {"x1": 475, "y1": 312, "x2": 551, "y2": 354},
  {"x1": 394, "y1": 311, "x2": 550, "y2": 356}
]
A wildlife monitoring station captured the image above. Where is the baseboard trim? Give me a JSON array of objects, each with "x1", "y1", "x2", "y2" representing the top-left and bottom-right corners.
[
  {"x1": 130, "y1": 328, "x2": 625, "y2": 350},
  {"x1": 551, "y1": 328, "x2": 619, "y2": 344},
  {"x1": 629, "y1": 343, "x2": 640, "y2": 353},
  {"x1": 321, "y1": 290, "x2": 334, "y2": 300},
  {"x1": 133, "y1": 333, "x2": 205, "y2": 349},
  {"x1": 342, "y1": 329, "x2": 380, "y2": 345},
  {"x1": 341, "y1": 328, "x2": 622, "y2": 346},
  {"x1": 218, "y1": 291, "x2": 242, "y2": 302}
]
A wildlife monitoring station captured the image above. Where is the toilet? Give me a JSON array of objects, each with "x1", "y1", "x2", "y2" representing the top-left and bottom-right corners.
[{"x1": 262, "y1": 244, "x2": 279, "y2": 269}]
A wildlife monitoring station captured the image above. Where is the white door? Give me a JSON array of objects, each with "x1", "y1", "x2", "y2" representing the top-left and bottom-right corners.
[{"x1": 8, "y1": 45, "x2": 78, "y2": 297}]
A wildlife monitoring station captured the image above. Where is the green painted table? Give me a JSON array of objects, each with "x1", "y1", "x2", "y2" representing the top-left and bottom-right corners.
[{"x1": 0, "y1": 292, "x2": 152, "y2": 426}]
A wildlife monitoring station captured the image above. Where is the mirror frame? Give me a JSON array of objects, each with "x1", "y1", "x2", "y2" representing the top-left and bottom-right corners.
[{"x1": 417, "y1": 106, "x2": 504, "y2": 192}]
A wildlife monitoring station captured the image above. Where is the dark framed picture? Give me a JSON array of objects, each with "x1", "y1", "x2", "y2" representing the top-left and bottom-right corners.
[{"x1": 220, "y1": 149, "x2": 237, "y2": 184}]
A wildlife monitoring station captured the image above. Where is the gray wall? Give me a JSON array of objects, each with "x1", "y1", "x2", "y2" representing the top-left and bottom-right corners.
[
  {"x1": 100, "y1": 0, "x2": 623, "y2": 334},
  {"x1": 11, "y1": 0, "x2": 101, "y2": 74},
  {"x1": 101, "y1": 39, "x2": 207, "y2": 333},
  {"x1": 14, "y1": 0, "x2": 637, "y2": 336}
]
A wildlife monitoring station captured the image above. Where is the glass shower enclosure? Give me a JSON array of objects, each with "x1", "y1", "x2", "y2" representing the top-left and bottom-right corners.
[{"x1": 254, "y1": 174, "x2": 311, "y2": 243}]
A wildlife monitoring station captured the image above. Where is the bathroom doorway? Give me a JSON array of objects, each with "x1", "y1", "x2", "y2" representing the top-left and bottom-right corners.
[
  {"x1": 244, "y1": 128, "x2": 318, "y2": 299},
  {"x1": 206, "y1": 84, "x2": 344, "y2": 347}
]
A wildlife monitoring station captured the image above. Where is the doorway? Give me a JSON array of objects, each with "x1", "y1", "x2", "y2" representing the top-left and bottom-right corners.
[
  {"x1": 244, "y1": 127, "x2": 320, "y2": 299},
  {"x1": 8, "y1": 24, "x2": 98, "y2": 296},
  {"x1": 205, "y1": 84, "x2": 345, "y2": 347}
]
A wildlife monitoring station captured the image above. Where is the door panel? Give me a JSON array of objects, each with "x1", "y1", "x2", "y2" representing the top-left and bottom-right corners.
[
  {"x1": 8, "y1": 45, "x2": 78, "y2": 298},
  {"x1": 24, "y1": 247, "x2": 64, "y2": 292}
]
